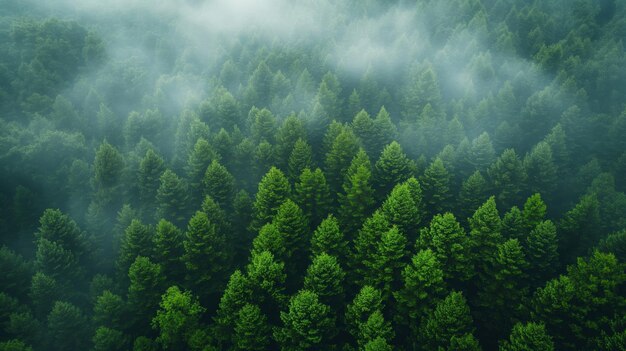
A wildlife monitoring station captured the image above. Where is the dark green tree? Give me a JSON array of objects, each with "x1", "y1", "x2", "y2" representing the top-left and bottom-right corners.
[
  {"x1": 304, "y1": 253, "x2": 345, "y2": 310},
  {"x1": 116, "y1": 219, "x2": 153, "y2": 281},
  {"x1": 137, "y1": 149, "x2": 165, "y2": 218},
  {"x1": 345, "y1": 286, "x2": 384, "y2": 341},
  {"x1": 46, "y1": 301, "x2": 89, "y2": 351},
  {"x1": 420, "y1": 291, "x2": 476, "y2": 351},
  {"x1": 357, "y1": 310, "x2": 394, "y2": 349},
  {"x1": 185, "y1": 140, "x2": 217, "y2": 198},
  {"x1": 156, "y1": 170, "x2": 189, "y2": 228},
  {"x1": 213, "y1": 270, "x2": 252, "y2": 347},
  {"x1": 381, "y1": 182, "x2": 421, "y2": 240},
  {"x1": 325, "y1": 128, "x2": 360, "y2": 197},
  {"x1": 202, "y1": 159, "x2": 235, "y2": 208},
  {"x1": 310, "y1": 215, "x2": 348, "y2": 262},
  {"x1": 558, "y1": 194, "x2": 601, "y2": 265},
  {"x1": 526, "y1": 220, "x2": 558, "y2": 288},
  {"x1": 373, "y1": 141, "x2": 415, "y2": 201},
  {"x1": 368, "y1": 227, "x2": 408, "y2": 300},
  {"x1": 232, "y1": 304, "x2": 271, "y2": 351},
  {"x1": 152, "y1": 219, "x2": 185, "y2": 285},
  {"x1": 459, "y1": 171, "x2": 490, "y2": 222},
  {"x1": 127, "y1": 256, "x2": 166, "y2": 334},
  {"x1": 488, "y1": 149, "x2": 527, "y2": 210},
  {"x1": 339, "y1": 162, "x2": 375, "y2": 237},
  {"x1": 522, "y1": 193, "x2": 547, "y2": 233},
  {"x1": 252, "y1": 167, "x2": 291, "y2": 231},
  {"x1": 350, "y1": 211, "x2": 391, "y2": 287},
  {"x1": 420, "y1": 158, "x2": 452, "y2": 218},
  {"x1": 272, "y1": 200, "x2": 309, "y2": 279},
  {"x1": 288, "y1": 139, "x2": 314, "y2": 183},
  {"x1": 93, "y1": 290, "x2": 125, "y2": 331},
  {"x1": 524, "y1": 142, "x2": 557, "y2": 199},
  {"x1": 93, "y1": 326, "x2": 127, "y2": 351},
  {"x1": 499, "y1": 322, "x2": 554, "y2": 351}
]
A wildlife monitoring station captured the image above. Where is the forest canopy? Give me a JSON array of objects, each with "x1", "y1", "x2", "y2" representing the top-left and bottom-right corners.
[{"x1": 1, "y1": 0, "x2": 625, "y2": 350}]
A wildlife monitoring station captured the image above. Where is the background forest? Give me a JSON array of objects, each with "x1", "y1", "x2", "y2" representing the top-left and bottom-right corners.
[{"x1": 1, "y1": 0, "x2": 625, "y2": 350}]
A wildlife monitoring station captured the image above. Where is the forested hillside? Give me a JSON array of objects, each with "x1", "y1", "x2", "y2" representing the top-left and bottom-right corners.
[{"x1": 1, "y1": 0, "x2": 625, "y2": 350}]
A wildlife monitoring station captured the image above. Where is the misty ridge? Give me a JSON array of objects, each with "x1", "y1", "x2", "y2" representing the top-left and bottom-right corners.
[{"x1": 0, "y1": 0, "x2": 625, "y2": 351}]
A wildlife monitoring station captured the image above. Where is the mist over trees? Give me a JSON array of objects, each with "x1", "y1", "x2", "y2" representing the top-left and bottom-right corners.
[{"x1": 1, "y1": 0, "x2": 625, "y2": 350}]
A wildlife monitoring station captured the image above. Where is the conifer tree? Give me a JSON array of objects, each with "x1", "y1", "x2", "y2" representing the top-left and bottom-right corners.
[
  {"x1": 394, "y1": 249, "x2": 446, "y2": 335},
  {"x1": 526, "y1": 220, "x2": 558, "y2": 288},
  {"x1": 156, "y1": 170, "x2": 189, "y2": 228},
  {"x1": 294, "y1": 168, "x2": 330, "y2": 229},
  {"x1": 93, "y1": 326, "x2": 127, "y2": 351},
  {"x1": 469, "y1": 196, "x2": 503, "y2": 282},
  {"x1": 417, "y1": 213, "x2": 473, "y2": 286},
  {"x1": 288, "y1": 139, "x2": 313, "y2": 183},
  {"x1": 558, "y1": 194, "x2": 601, "y2": 265},
  {"x1": 272, "y1": 200, "x2": 309, "y2": 279},
  {"x1": 368, "y1": 226, "x2": 408, "y2": 300},
  {"x1": 202, "y1": 160, "x2": 235, "y2": 208},
  {"x1": 152, "y1": 219, "x2": 185, "y2": 284},
  {"x1": 137, "y1": 149, "x2": 165, "y2": 217},
  {"x1": 352, "y1": 109, "x2": 377, "y2": 157},
  {"x1": 381, "y1": 182, "x2": 421, "y2": 240},
  {"x1": 93, "y1": 290, "x2": 125, "y2": 331},
  {"x1": 470, "y1": 132, "x2": 496, "y2": 172},
  {"x1": 182, "y1": 211, "x2": 228, "y2": 302},
  {"x1": 233, "y1": 304, "x2": 271, "y2": 351},
  {"x1": 502, "y1": 206, "x2": 525, "y2": 241},
  {"x1": 127, "y1": 256, "x2": 165, "y2": 335},
  {"x1": 357, "y1": 310, "x2": 394, "y2": 349},
  {"x1": 213, "y1": 270, "x2": 252, "y2": 347},
  {"x1": 185, "y1": 139, "x2": 218, "y2": 203},
  {"x1": 303, "y1": 253, "x2": 345, "y2": 310},
  {"x1": 524, "y1": 142, "x2": 557, "y2": 198},
  {"x1": 152, "y1": 286, "x2": 205, "y2": 351},
  {"x1": 345, "y1": 286, "x2": 384, "y2": 341},
  {"x1": 373, "y1": 141, "x2": 415, "y2": 200},
  {"x1": 325, "y1": 128, "x2": 360, "y2": 197},
  {"x1": 459, "y1": 171, "x2": 490, "y2": 221},
  {"x1": 274, "y1": 290, "x2": 335, "y2": 351},
  {"x1": 245, "y1": 251, "x2": 287, "y2": 318},
  {"x1": 251, "y1": 223, "x2": 287, "y2": 263},
  {"x1": 46, "y1": 301, "x2": 89, "y2": 351},
  {"x1": 420, "y1": 157, "x2": 452, "y2": 218},
  {"x1": 488, "y1": 149, "x2": 527, "y2": 210},
  {"x1": 522, "y1": 193, "x2": 547, "y2": 233},
  {"x1": 252, "y1": 167, "x2": 291, "y2": 231},
  {"x1": 500, "y1": 322, "x2": 554, "y2": 351},
  {"x1": 276, "y1": 115, "x2": 307, "y2": 169},
  {"x1": 116, "y1": 219, "x2": 153, "y2": 280},
  {"x1": 310, "y1": 215, "x2": 348, "y2": 261},
  {"x1": 339, "y1": 163, "x2": 375, "y2": 237},
  {"x1": 373, "y1": 107, "x2": 397, "y2": 156},
  {"x1": 351, "y1": 211, "x2": 391, "y2": 287},
  {"x1": 420, "y1": 291, "x2": 476, "y2": 351},
  {"x1": 364, "y1": 337, "x2": 394, "y2": 351}
]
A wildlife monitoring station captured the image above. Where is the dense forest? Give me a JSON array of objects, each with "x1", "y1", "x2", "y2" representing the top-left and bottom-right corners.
[{"x1": 1, "y1": 0, "x2": 625, "y2": 350}]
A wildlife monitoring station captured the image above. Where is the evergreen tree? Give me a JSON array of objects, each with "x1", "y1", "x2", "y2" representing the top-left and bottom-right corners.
[
  {"x1": 137, "y1": 149, "x2": 165, "y2": 218},
  {"x1": 468, "y1": 196, "x2": 503, "y2": 282},
  {"x1": 367, "y1": 226, "x2": 408, "y2": 300},
  {"x1": 288, "y1": 139, "x2": 313, "y2": 183},
  {"x1": 251, "y1": 223, "x2": 287, "y2": 262},
  {"x1": 558, "y1": 194, "x2": 601, "y2": 265},
  {"x1": 233, "y1": 304, "x2": 271, "y2": 351},
  {"x1": 470, "y1": 132, "x2": 496, "y2": 172},
  {"x1": 303, "y1": 253, "x2": 345, "y2": 310},
  {"x1": 29, "y1": 273, "x2": 59, "y2": 319},
  {"x1": 276, "y1": 115, "x2": 307, "y2": 169},
  {"x1": 272, "y1": 200, "x2": 309, "y2": 279},
  {"x1": 526, "y1": 220, "x2": 559, "y2": 288},
  {"x1": 522, "y1": 193, "x2": 547, "y2": 233},
  {"x1": 345, "y1": 286, "x2": 384, "y2": 340},
  {"x1": 488, "y1": 149, "x2": 527, "y2": 210},
  {"x1": 357, "y1": 310, "x2": 394, "y2": 349},
  {"x1": 93, "y1": 290, "x2": 125, "y2": 331},
  {"x1": 127, "y1": 256, "x2": 166, "y2": 335},
  {"x1": 251, "y1": 108, "x2": 277, "y2": 143},
  {"x1": 394, "y1": 249, "x2": 446, "y2": 338},
  {"x1": 364, "y1": 337, "x2": 394, "y2": 351},
  {"x1": 310, "y1": 215, "x2": 349, "y2": 261},
  {"x1": 152, "y1": 219, "x2": 185, "y2": 284},
  {"x1": 500, "y1": 322, "x2": 554, "y2": 351},
  {"x1": 274, "y1": 290, "x2": 335, "y2": 351},
  {"x1": 339, "y1": 162, "x2": 375, "y2": 237},
  {"x1": 182, "y1": 211, "x2": 228, "y2": 302},
  {"x1": 35, "y1": 209, "x2": 87, "y2": 264},
  {"x1": 151, "y1": 286, "x2": 205, "y2": 351},
  {"x1": 117, "y1": 219, "x2": 153, "y2": 280},
  {"x1": 350, "y1": 211, "x2": 391, "y2": 287},
  {"x1": 252, "y1": 167, "x2": 291, "y2": 231},
  {"x1": 459, "y1": 171, "x2": 490, "y2": 222},
  {"x1": 420, "y1": 158, "x2": 452, "y2": 218},
  {"x1": 294, "y1": 168, "x2": 331, "y2": 229},
  {"x1": 373, "y1": 107, "x2": 397, "y2": 156},
  {"x1": 502, "y1": 206, "x2": 525, "y2": 242},
  {"x1": 35, "y1": 238, "x2": 81, "y2": 284},
  {"x1": 245, "y1": 251, "x2": 287, "y2": 318},
  {"x1": 93, "y1": 326, "x2": 127, "y2": 351},
  {"x1": 202, "y1": 160, "x2": 235, "y2": 208},
  {"x1": 93, "y1": 140, "x2": 125, "y2": 209},
  {"x1": 524, "y1": 142, "x2": 557, "y2": 199},
  {"x1": 420, "y1": 291, "x2": 476, "y2": 351},
  {"x1": 373, "y1": 141, "x2": 415, "y2": 200},
  {"x1": 155, "y1": 170, "x2": 189, "y2": 228},
  {"x1": 417, "y1": 213, "x2": 474, "y2": 286},
  {"x1": 325, "y1": 128, "x2": 360, "y2": 197},
  {"x1": 381, "y1": 182, "x2": 421, "y2": 240},
  {"x1": 352, "y1": 109, "x2": 377, "y2": 157},
  {"x1": 46, "y1": 301, "x2": 89, "y2": 351},
  {"x1": 213, "y1": 270, "x2": 252, "y2": 347}
]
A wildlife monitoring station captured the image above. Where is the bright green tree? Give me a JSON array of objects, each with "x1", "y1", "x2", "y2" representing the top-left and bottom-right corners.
[
  {"x1": 274, "y1": 290, "x2": 335, "y2": 351},
  {"x1": 499, "y1": 322, "x2": 554, "y2": 351},
  {"x1": 325, "y1": 128, "x2": 360, "y2": 197},
  {"x1": 381, "y1": 182, "x2": 421, "y2": 240},
  {"x1": 252, "y1": 167, "x2": 291, "y2": 231},
  {"x1": 310, "y1": 215, "x2": 348, "y2": 261},
  {"x1": 152, "y1": 219, "x2": 185, "y2": 284},
  {"x1": 127, "y1": 256, "x2": 166, "y2": 335},
  {"x1": 202, "y1": 160, "x2": 235, "y2": 208},
  {"x1": 232, "y1": 304, "x2": 271, "y2": 351},
  {"x1": 272, "y1": 200, "x2": 309, "y2": 278},
  {"x1": 288, "y1": 139, "x2": 313, "y2": 183},
  {"x1": 339, "y1": 162, "x2": 375, "y2": 237},
  {"x1": 213, "y1": 270, "x2": 252, "y2": 348},
  {"x1": 156, "y1": 170, "x2": 190, "y2": 228},
  {"x1": 420, "y1": 291, "x2": 476, "y2": 351},
  {"x1": 522, "y1": 193, "x2": 547, "y2": 233},
  {"x1": 295, "y1": 168, "x2": 331, "y2": 229},
  {"x1": 357, "y1": 310, "x2": 394, "y2": 349},
  {"x1": 345, "y1": 286, "x2": 384, "y2": 340},
  {"x1": 373, "y1": 141, "x2": 415, "y2": 200},
  {"x1": 303, "y1": 253, "x2": 345, "y2": 310},
  {"x1": 350, "y1": 211, "x2": 391, "y2": 287},
  {"x1": 526, "y1": 220, "x2": 558, "y2": 288},
  {"x1": 368, "y1": 227, "x2": 408, "y2": 300},
  {"x1": 151, "y1": 286, "x2": 205, "y2": 351}
]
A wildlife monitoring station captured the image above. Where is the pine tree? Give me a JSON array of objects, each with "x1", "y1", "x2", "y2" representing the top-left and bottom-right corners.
[
  {"x1": 252, "y1": 167, "x2": 291, "y2": 231},
  {"x1": 373, "y1": 107, "x2": 397, "y2": 156},
  {"x1": 202, "y1": 160, "x2": 235, "y2": 209},
  {"x1": 502, "y1": 206, "x2": 525, "y2": 242},
  {"x1": 127, "y1": 256, "x2": 165, "y2": 335},
  {"x1": 213, "y1": 270, "x2": 252, "y2": 347},
  {"x1": 35, "y1": 239, "x2": 81, "y2": 285},
  {"x1": 251, "y1": 223, "x2": 287, "y2": 262},
  {"x1": 394, "y1": 249, "x2": 446, "y2": 335},
  {"x1": 558, "y1": 194, "x2": 601, "y2": 265},
  {"x1": 92, "y1": 326, "x2": 127, "y2": 351},
  {"x1": 420, "y1": 291, "x2": 476, "y2": 351},
  {"x1": 368, "y1": 226, "x2": 408, "y2": 300},
  {"x1": 357, "y1": 310, "x2": 394, "y2": 348},
  {"x1": 185, "y1": 139, "x2": 218, "y2": 202},
  {"x1": 459, "y1": 171, "x2": 490, "y2": 221},
  {"x1": 274, "y1": 290, "x2": 335, "y2": 351},
  {"x1": 303, "y1": 253, "x2": 345, "y2": 310},
  {"x1": 233, "y1": 304, "x2": 271, "y2": 351},
  {"x1": 500, "y1": 322, "x2": 554, "y2": 351},
  {"x1": 345, "y1": 286, "x2": 384, "y2": 340},
  {"x1": 351, "y1": 211, "x2": 391, "y2": 287},
  {"x1": 116, "y1": 219, "x2": 153, "y2": 280},
  {"x1": 488, "y1": 149, "x2": 527, "y2": 210},
  {"x1": 30, "y1": 272, "x2": 59, "y2": 319},
  {"x1": 315, "y1": 72, "x2": 343, "y2": 122},
  {"x1": 93, "y1": 290, "x2": 125, "y2": 331},
  {"x1": 325, "y1": 128, "x2": 360, "y2": 197},
  {"x1": 288, "y1": 139, "x2": 313, "y2": 183},
  {"x1": 152, "y1": 219, "x2": 185, "y2": 285},
  {"x1": 420, "y1": 158, "x2": 452, "y2": 218},
  {"x1": 310, "y1": 215, "x2": 348, "y2": 261},
  {"x1": 373, "y1": 141, "x2": 415, "y2": 200},
  {"x1": 245, "y1": 251, "x2": 287, "y2": 318},
  {"x1": 469, "y1": 196, "x2": 503, "y2": 282},
  {"x1": 339, "y1": 163, "x2": 375, "y2": 237},
  {"x1": 352, "y1": 109, "x2": 377, "y2": 157},
  {"x1": 251, "y1": 108, "x2": 277, "y2": 143},
  {"x1": 276, "y1": 115, "x2": 307, "y2": 168},
  {"x1": 272, "y1": 200, "x2": 309, "y2": 279},
  {"x1": 137, "y1": 149, "x2": 165, "y2": 218},
  {"x1": 522, "y1": 193, "x2": 547, "y2": 233},
  {"x1": 524, "y1": 142, "x2": 557, "y2": 198},
  {"x1": 152, "y1": 286, "x2": 205, "y2": 351},
  {"x1": 526, "y1": 220, "x2": 558, "y2": 288},
  {"x1": 470, "y1": 132, "x2": 496, "y2": 172},
  {"x1": 156, "y1": 170, "x2": 189, "y2": 228},
  {"x1": 93, "y1": 140, "x2": 125, "y2": 209},
  {"x1": 46, "y1": 301, "x2": 89, "y2": 351},
  {"x1": 381, "y1": 182, "x2": 421, "y2": 240},
  {"x1": 364, "y1": 337, "x2": 394, "y2": 351},
  {"x1": 295, "y1": 168, "x2": 331, "y2": 229},
  {"x1": 182, "y1": 211, "x2": 228, "y2": 302},
  {"x1": 35, "y1": 209, "x2": 87, "y2": 264},
  {"x1": 417, "y1": 213, "x2": 473, "y2": 286}
]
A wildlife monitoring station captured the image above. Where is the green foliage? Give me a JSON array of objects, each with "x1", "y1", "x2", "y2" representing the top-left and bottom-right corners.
[
  {"x1": 152, "y1": 286, "x2": 205, "y2": 351},
  {"x1": 381, "y1": 182, "x2": 421, "y2": 239},
  {"x1": 499, "y1": 322, "x2": 554, "y2": 351},
  {"x1": 526, "y1": 220, "x2": 559, "y2": 288},
  {"x1": 310, "y1": 215, "x2": 348, "y2": 261},
  {"x1": 488, "y1": 149, "x2": 527, "y2": 210},
  {"x1": 46, "y1": 301, "x2": 89, "y2": 351},
  {"x1": 346, "y1": 286, "x2": 384, "y2": 340},
  {"x1": 93, "y1": 326, "x2": 127, "y2": 351},
  {"x1": 116, "y1": 219, "x2": 153, "y2": 280},
  {"x1": 152, "y1": 219, "x2": 185, "y2": 284},
  {"x1": 156, "y1": 170, "x2": 190, "y2": 228},
  {"x1": 373, "y1": 141, "x2": 415, "y2": 200},
  {"x1": 93, "y1": 290, "x2": 125, "y2": 330},
  {"x1": 127, "y1": 256, "x2": 165, "y2": 334},
  {"x1": 295, "y1": 168, "x2": 331, "y2": 228},
  {"x1": 252, "y1": 167, "x2": 291, "y2": 231},
  {"x1": 420, "y1": 158, "x2": 452, "y2": 218},
  {"x1": 351, "y1": 211, "x2": 391, "y2": 287},
  {"x1": 274, "y1": 290, "x2": 335, "y2": 351},
  {"x1": 233, "y1": 304, "x2": 271, "y2": 351},
  {"x1": 325, "y1": 128, "x2": 360, "y2": 196},
  {"x1": 202, "y1": 160, "x2": 235, "y2": 208},
  {"x1": 339, "y1": 161, "x2": 375, "y2": 237},
  {"x1": 288, "y1": 138, "x2": 313, "y2": 183},
  {"x1": 137, "y1": 149, "x2": 165, "y2": 216},
  {"x1": 303, "y1": 253, "x2": 345, "y2": 309},
  {"x1": 420, "y1": 291, "x2": 476, "y2": 350}
]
